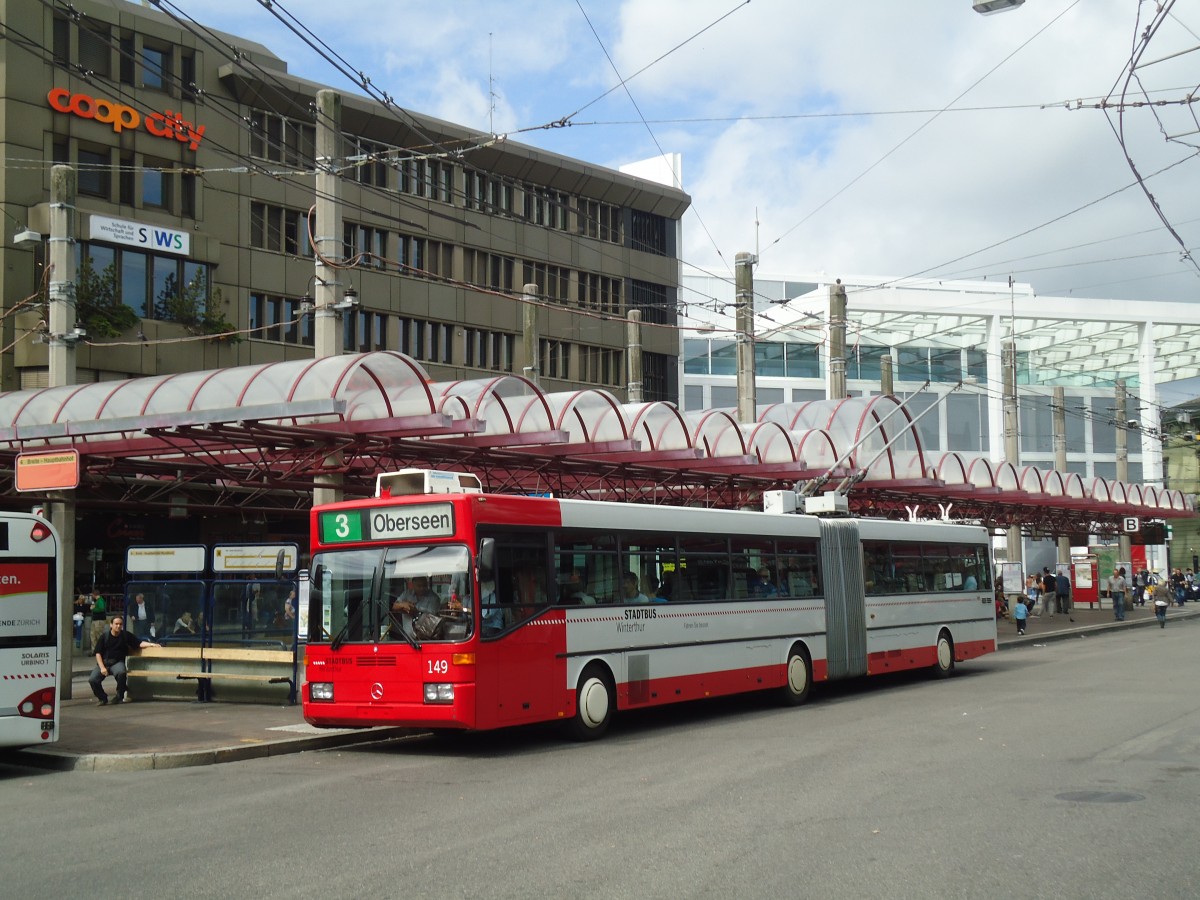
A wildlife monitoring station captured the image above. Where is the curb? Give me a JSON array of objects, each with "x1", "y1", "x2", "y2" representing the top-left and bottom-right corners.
[
  {"x1": 0, "y1": 725, "x2": 415, "y2": 772},
  {"x1": 998, "y1": 608, "x2": 1198, "y2": 649}
]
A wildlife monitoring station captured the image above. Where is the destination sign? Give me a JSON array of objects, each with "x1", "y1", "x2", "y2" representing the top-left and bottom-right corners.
[{"x1": 319, "y1": 503, "x2": 455, "y2": 544}]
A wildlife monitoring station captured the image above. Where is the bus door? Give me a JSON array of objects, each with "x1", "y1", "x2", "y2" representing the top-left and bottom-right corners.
[
  {"x1": 475, "y1": 537, "x2": 562, "y2": 726},
  {"x1": 819, "y1": 519, "x2": 867, "y2": 679}
]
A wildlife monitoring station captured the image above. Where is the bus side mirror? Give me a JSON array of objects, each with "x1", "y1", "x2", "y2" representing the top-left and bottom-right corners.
[{"x1": 478, "y1": 538, "x2": 495, "y2": 580}]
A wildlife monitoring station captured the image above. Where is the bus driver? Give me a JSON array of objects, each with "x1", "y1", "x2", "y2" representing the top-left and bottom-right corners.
[{"x1": 388, "y1": 576, "x2": 462, "y2": 640}]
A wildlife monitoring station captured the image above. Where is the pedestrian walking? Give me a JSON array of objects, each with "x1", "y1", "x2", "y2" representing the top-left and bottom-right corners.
[
  {"x1": 1014, "y1": 596, "x2": 1029, "y2": 635},
  {"x1": 1153, "y1": 582, "x2": 1171, "y2": 628},
  {"x1": 88, "y1": 587, "x2": 107, "y2": 651},
  {"x1": 1108, "y1": 567, "x2": 1128, "y2": 621},
  {"x1": 1040, "y1": 568, "x2": 1057, "y2": 618},
  {"x1": 1055, "y1": 568, "x2": 1074, "y2": 623}
]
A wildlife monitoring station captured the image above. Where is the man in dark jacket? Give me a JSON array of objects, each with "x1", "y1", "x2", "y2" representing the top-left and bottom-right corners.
[
  {"x1": 89, "y1": 616, "x2": 160, "y2": 705},
  {"x1": 1040, "y1": 568, "x2": 1057, "y2": 618},
  {"x1": 1055, "y1": 569, "x2": 1074, "y2": 623}
]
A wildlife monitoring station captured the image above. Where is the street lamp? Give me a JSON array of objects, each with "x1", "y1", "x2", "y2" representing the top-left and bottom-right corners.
[{"x1": 973, "y1": 0, "x2": 1024, "y2": 13}]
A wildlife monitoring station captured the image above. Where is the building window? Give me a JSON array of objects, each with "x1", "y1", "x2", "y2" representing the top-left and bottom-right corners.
[
  {"x1": 345, "y1": 311, "x2": 387, "y2": 352},
  {"x1": 346, "y1": 136, "x2": 391, "y2": 187},
  {"x1": 463, "y1": 249, "x2": 514, "y2": 292},
  {"x1": 76, "y1": 241, "x2": 213, "y2": 327},
  {"x1": 142, "y1": 158, "x2": 172, "y2": 210},
  {"x1": 630, "y1": 210, "x2": 668, "y2": 256},
  {"x1": 898, "y1": 347, "x2": 929, "y2": 382},
  {"x1": 119, "y1": 152, "x2": 135, "y2": 206},
  {"x1": 142, "y1": 44, "x2": 169, "y2": 90},
  {"x1": 930, "y1": 348, "x2": 963, "y2": 383},
  {"x1": 463, "y1": 328, "x2": 512, "y2": 371},
  {"x1": 580, "y1": 273, "x2": 622, "y2": 314},
  {"x1": 642, "y1": 352, "x2": 671, "y2": 402},
  {"x1": 947, "y1": 393, "x2": 985, "y2": 453},
  {"x1": 53, "y1": 16, "x2": 70, "y2": 65},
  {"x1": 580, "y1": 346, "x2": 623, "y2": 387},
  {"x1": 344, "y1": 223, "x2": 388, "y2": 269},
  {"x1": 785, "y1": 343, "x2": 821, "y2": 378},
  {"x1": 249, "y1": 110, "x2": 315, "y2": 166},
  {"x1": 522, "y1": 262, "x2": 570, "y2": 302},
  {"x1": 250, "y1": 293, "x2": 313, "y2": 346},
  {"x1": 464, "y1": 169, "x2": 512, "y2": 214},
  {"x1": 77, "y1": 147, "x2": 111, "y2": 199},
  {"x1": 523, "y1": 186, "x2": 568, "y2": 230},
  {"x1": 79, "y1": 24, "x2": 112, "y2": 78},
  {"x1": 577, "y1": 198, "x2": 621, "y2": 243},
  {"x1": 181, "y1": 52, "x2": 197, "y2": 101},
  {"x1": 540, "y1": 339, "x2": 571, "y2": 380},
  {"x1": 252, "y1": 202, "x2": 312, "y2": 257},
  {"x1": 629, "y1": 280, "x2": 670, "y2": 324}
]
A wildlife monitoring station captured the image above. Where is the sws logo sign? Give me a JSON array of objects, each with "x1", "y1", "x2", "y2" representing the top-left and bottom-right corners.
[{"x1": 47, "y1": 88, "x2": 206, "y2": 151}]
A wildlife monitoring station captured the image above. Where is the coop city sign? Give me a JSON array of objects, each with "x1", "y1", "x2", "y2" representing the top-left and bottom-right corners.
[{"x1": 46, "y1": 87, "x2": 206, "y2": 151}]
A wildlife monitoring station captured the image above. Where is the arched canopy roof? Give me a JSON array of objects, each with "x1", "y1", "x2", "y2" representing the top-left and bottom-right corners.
[{"x1": 0, "y1": 351, "x2": 1189, "y2": 528}]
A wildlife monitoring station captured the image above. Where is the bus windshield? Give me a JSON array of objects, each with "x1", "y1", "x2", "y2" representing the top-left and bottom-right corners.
[{"x1": 311, "y1": 544, "x2": 473, "y2": 645}]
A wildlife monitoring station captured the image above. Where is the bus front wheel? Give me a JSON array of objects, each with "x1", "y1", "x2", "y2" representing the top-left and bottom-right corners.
[
  {"x1": 777, "y1": 644, "x2": 812, "y2": 706},
  {"x1": 932, "y1": 630, "x2": 955, "y2": 678},
  {"x1": 568, "y1": 664, "x2": 614, "y2": 741}
]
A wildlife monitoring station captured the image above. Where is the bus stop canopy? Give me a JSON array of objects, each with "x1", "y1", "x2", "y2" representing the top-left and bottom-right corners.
[{"x1": 0, "y1": 351, "x2": 1188, "y2": 535}]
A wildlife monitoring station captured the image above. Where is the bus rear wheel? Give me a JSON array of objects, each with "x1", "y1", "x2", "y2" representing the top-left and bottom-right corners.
[
  {"x1": 777, "y1": 645, "x2": 812, "y2": 706},
  {"x1": 567, "y1": 664, "x2": 614, "y2": 741},
  {"x1": 932, "y1": 630, "x2": 955, "y2": 678}
]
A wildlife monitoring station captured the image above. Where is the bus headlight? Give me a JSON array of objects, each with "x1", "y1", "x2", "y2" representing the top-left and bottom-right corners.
[
  {"x1": 423, "y1": 683, "x2": 455, "y2": 704},
  {"x1": 310, "y1": 682, "x2": 334, "y2": 702}
]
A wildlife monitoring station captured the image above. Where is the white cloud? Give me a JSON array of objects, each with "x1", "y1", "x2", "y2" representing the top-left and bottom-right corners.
[{"x1": 179, "y1": 0, "x2": 1200, "y2": 301}]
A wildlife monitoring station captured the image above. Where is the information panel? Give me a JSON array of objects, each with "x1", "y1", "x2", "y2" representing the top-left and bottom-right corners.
[{"x1": 319, "y1": 503, "x2": 455, "y2": 545}]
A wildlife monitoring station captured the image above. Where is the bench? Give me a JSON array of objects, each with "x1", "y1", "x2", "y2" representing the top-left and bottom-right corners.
[
  {"x1": 126, "y1": 645, "x2": 297, "y2": 703},
  {"x1": 125, "y1": 645, "x2": 204, "y2": 679}
]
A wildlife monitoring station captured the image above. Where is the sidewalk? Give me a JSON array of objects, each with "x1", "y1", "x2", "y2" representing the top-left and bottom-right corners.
[{"x1": 4, "y1": 602, "x2": 1195, "y2": 772}]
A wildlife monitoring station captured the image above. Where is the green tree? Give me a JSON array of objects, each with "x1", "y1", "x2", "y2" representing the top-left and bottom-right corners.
[
  {"x1": 154, "y1": 268, "x2": 239, "y2": 340},
  {"x1": 75, "y1": 256, "x2": 139, "y2": 338}
]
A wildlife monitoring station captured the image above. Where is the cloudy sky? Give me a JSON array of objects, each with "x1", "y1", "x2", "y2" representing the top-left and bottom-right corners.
[{"x1": 170, "y1": 0, "x2": 1200, "y2": 303}]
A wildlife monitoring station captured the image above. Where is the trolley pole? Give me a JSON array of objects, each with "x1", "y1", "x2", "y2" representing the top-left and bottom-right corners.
[{"x1": 735, "y1": 252, "x2": 757, "y2": 424}]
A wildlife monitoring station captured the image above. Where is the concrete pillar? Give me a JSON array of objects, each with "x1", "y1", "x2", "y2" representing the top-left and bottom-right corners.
[
  {"x1": 735, "y1": 252, "x2": 756, "y2": 423},
  {"x1": 522, "y1": 284, "x2": 540, "y2": 386},
  {"x1": 313, "y1": 90, "x2": 345, "y2": 507},
  {"x1": 626, "y1": 308, "x2": 642, "y2": 403},
  {"x1": 48, "y1": 165, "x2": 79, "y2": 695},
  {"x1": 828, "y1": 280, "x2": 847, "y2": 400}
]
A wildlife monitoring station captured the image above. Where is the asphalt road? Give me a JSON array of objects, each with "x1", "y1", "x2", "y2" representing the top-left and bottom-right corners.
[{"x1": 4, "y1": 621, "x2": 1198, "y2": 900}]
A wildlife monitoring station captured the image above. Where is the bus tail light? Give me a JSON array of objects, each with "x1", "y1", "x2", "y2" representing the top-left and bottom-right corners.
[
  {"x1": 29, "y1": 522, "x2": 51, "y2": 542},
  {"x1": 18, "y1": 687, "x2": 55, "y2": 719},
  {"x1": 423, "y1": 683, "x2": 455, "y2": 703}
]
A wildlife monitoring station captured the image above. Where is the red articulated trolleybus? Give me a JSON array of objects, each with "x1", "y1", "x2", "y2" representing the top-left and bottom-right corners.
[{"x1": 303, "y1": 470, "x2": 997, "y2": 740}]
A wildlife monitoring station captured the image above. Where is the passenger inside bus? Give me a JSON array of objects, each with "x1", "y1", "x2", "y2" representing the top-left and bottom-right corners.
[
  {"x1": 620, "y1": 572, "x2": 650, "y2": 604},
  {"x1": 754, "y1": 566, "x2": 779, "y2": 598},
  {"x1": 562, "y1": 568, "x2": 596, "y2": 605}
]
